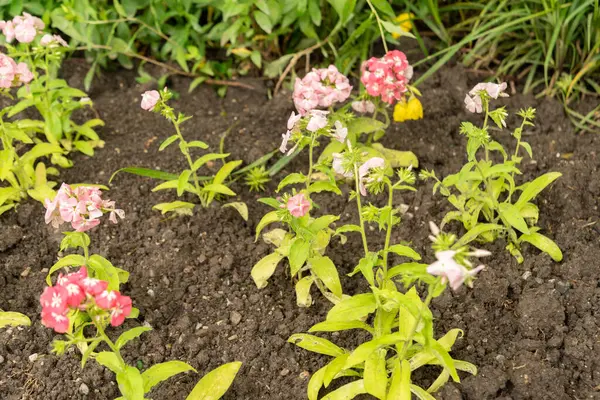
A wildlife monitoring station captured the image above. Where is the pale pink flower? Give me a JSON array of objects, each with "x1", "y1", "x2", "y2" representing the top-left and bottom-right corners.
[
  {"x1": 464, "y1": 94, "x2": 482, "y2": 113},
  {"x1": 292, "y1": 65, "x2": 352, "y2": 114},
  {"x1": 141, "y1": 90, "x2": 160, "y2": 111},
  {"x1": 72, "y1": 215, "x2": 101, "y2": 232},
  {"x1": 109, "y1": 209, "x2": 125, "y2": 224},
  {"x1": 287, "y1": 193, "x2": 310, "y2": 217},
  {"x1": 331, "y1": 120, "x2": 347, "y2": 143},
  {"x1": 358, "y1": 157, "x2": 385, "y2": 196},
  {"x1": 306, "y1": 110, "x2": 328, "y2": 132},
  {"x1": 427, "y1": 250, "x2": 484, "y2": 291},
  {"x1": 16, "y1": 62, "x2": 33, "y2": 83},
  {"x1": 40, "y1": 34, "x2": 67, "y2": 47},
  {"x1": 279, "y1": 130, "x2": 291, "y2": 154},
  {"x1": 469, "y1": 82, "x2": 508, "y2": 99},
  {"x1": 0, "y1": 21, "x2": 15, "y2": 43},
  {"x1": 0, "y1": 53, "x2": 16, "y2": 88},
  {"x1": 332, "y1": 153, "x2": 352, "y2": 178},
  {"x1": 21, "y1": 13, "x2": 44, "y2": 30},
  {"x1": 287, "y1": 111, "x2": 302, "y2": 130},
  {"x1": 351, "y1": 100, "x2": 376, "y2": 114},
  {"x1": 44, "y1": 198, "x2": 62, "y2": 228},
  {"x1": 14, "y1": 22, "x2": 36, "y2": 43}
]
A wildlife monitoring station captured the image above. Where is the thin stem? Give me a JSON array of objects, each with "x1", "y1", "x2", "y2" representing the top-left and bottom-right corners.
[
  {"x1": 396, "y1": 283, "x2": 436, "y2": 361},
  {"x1": 173, "y1": 121, "x2": 203, "y2": 205},
  {"x1": 95, "y1": 321, "x2": 125, "y2": 367},
  {"x1": 353, "y1": 163, "x2": 370, "y2": 256},
  {"x1": 305, "y1": 133, "x2": 316, "y2": 192},
  {"x1": 381, "y1": 181, "x2": 394, "y2": 278},
  {"x1": 366, "y1": 0, "x2": 389, "y2": 53}
]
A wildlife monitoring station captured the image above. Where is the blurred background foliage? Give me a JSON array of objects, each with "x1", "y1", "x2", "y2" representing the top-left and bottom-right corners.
[{"x1": 1, "y1": 0, "x2": 598, "y2": 130}]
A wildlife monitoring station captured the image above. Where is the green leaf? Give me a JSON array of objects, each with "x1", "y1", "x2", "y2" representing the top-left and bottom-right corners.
[
  {"x1": 327, "y1": 293, "x2": 376, "y2": 322},
  {"x1": 153, "y1": 201, "x2": 195, "y2": 215},
  {"x1": 370, "y1": 0, "x2": 395, "y2": 17},
  {"x1": 87, "y1": 254, "x2": 121, "y2": 290},
  {"x1": 177, "y1": 170, "x2": 192, "y2": 196},
  {"x1": 288, "y1": 334, "x2": 346, "y2": 357},
  {"x1": 251, "y1": 252, "x2": 284, "y2": 289},
  {"x1": 345, "y1": 334, "x2": 405, "y2": 368},
  {"x1": 214, "y1": 160, "x2": 242, "y2": 185},
  {"x1": 519, "y1": 232, "x2": 563, "y2": 262},
  {"x1": 326, "y1": 0, "x2": 356, "y2": 24},
  {"x1": 185, "y1": 361, "x2": 242, "y2": 400},
  {"x1": 309, "y1": 215, "x2": 339, "y2": 233},
  {"x1": 95, "y1": 352, "x2": 123, "y2": 374},
  {"x1": 410, "y1": 384, "x2": 437, "y2": 400},
  {"x1": 110, "y1": 167, "x2": 179, "y2": 184},
  {"x1": 159, "y1": 135, "x2": 179, "y2": 151},
  {"x1": 202, "y1": 183, "x2": 236, "y2": 196},
  {"x1": 309, "y1": 320, "x2": 373, "y2": 334},
  {"x1": 499, "y1": 203, "x2": 530, "y2": 234},
  {"x1": 187, "y1": 141, "x2": 209, "y2": 149},
  {"x1": 0, "y1": 311, "x2": 31, "y2": 328},
  {"x1": 255, "y1": 211, "x2": 280, "y2": 241},
  {"x1": 334, "y1": 224, "x2": 361, "y2": 235},
  {"x1": 289, "y1": 238, "x2": 311, "y2": 276},
  {"x1": 222, "y1": 202, "x2": 248, "y2": 221},
  {"x1": 310, "y1": 255, "x2": 342, "y2": 298},
  {"x1": 452, "y1": 223, "x2": 503, "y2": 248},
  {"x1": 387, "y1": 359, "x2": 412, "y2": 400},
  {"x1": 117, "y1": 366, "x2": 144, "y2": 400},
  {"x1": 295, "y1": 276, "x2": 314, "y2": 307},
  {"x1": 192, "y1": 153, "x2": 230, "y2": 171},
  {"x1": 20, "y1": 143, "x2": 62, "y2": 164},
  {"x1": 347, "y1": 117, "x2": 386, "y2": 136},
  {"x1": 277, "y1": 173, "x2": 307, "y2": 192},
  {"x1": 515, "y1": 172, "x2": 562, "y2": 209},
  {"x1": 142, "y1": 360, "x2": 196, "y2": 393},
  {"x1": 387, "y1": 245, "x2": 421, "y2": 260},
  {"x1": 47, "y1": 255, "x2": 87, "y2": 285},
  {"x1": 364, "y1": 349, "x2": 387, "y2": 399},
  {"x1": 308, "y1": 366, "x2": 327, "y2": 400},
  {"x1": 321, "y1": 379, "x2": 366, "y2": 400},
  {"x1": 254, "y1": 10, "x2": 273, "y2": 33},
  {"x1": 323, "y1": 354, "x2": 350, "y2": 387},
  {"x1": 116, "y1": 327, "x2": 152, "y2": 350},
  {"x1": 309, "y1": 181, "x2": 342, "y2": 194},
  {"x1": 429, "y1": 340, "x2": 459, "y2": 382}
]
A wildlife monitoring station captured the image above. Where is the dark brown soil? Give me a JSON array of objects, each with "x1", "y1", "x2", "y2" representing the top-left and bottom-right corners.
[{"x1": 1, "y1": 58, "x2": 599, "y2": 400}]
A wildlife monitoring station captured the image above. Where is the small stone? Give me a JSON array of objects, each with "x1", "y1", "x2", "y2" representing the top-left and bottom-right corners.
[
  {"x1": 280, "y1": 368, "x2": 290, "y2": 376},
  {"x1": 521, "y1": 271, "x2": 531, "y2": 280},
  {"x1": 228, "y1": 335, "x2": 238, "y2": 341},
  {"x1": 147, "y1": 289, "x2": 155, "y2": 297},
  {"x1": 0, "y1": 355, "x2": 4, "y2": 363},
  {"x1": 79, "y1": 383, "x2": 90, "y2": 395},
  {"x1": 28, "y1": 353, "x2": 38, "y2": 362},
  {"x1": 230, "y1": 311, "x2": 242, "y2": 326},
  {"x1": 21, "y1": 267, "x2": 31, "y2": 277},
  {"x1": 195, "y1": 323, "x2": 202, "y2": 330}
]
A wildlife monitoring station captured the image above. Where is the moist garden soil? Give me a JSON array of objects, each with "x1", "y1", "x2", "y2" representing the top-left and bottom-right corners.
[{"x1": 1, "y1": 58, "x2": 599, "y2": 400}]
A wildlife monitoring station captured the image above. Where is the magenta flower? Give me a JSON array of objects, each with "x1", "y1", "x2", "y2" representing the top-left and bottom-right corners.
[
  {"x1": 141, "y1": 90, "x2": 160, "y2": 111},
  {"x1": 40, "y1": 267, "x2": 132, "y2": 333},
  {"x1": 287, "y1": 193, "x2": 310, "y2": 217},
  {"x1": 361, "y1": 50, "x2": 412, "y2": 104},
  {"x1": 426, "y1": 250, "x2": 484, "y2": 291},
  {"x1": 358, "y1": 157, "x2": 385, "y2": 196}
]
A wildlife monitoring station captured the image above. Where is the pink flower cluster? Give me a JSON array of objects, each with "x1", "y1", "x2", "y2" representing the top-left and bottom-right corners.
[
  {"x1": 40, "y1": 34, "x2": 68, "y2": 47},
  {"x1": 293, "y1": 65, "x2": 352, "y2": 115},
  {"x1": 464, "y1": 82, "x2": 508, "y2": 113},
  {"x1": 361, "y1": 50, "x2": 413, "y2": 104},
  {"x1": 40, "y1": 267, "x2": 132, "y2": 333},
  {"x1": 44, "y1": 183, "x2": 124, "y2": 232},
  {"x1": 0, "y1": 13, "x2": 44, "y2": 44},
  {"x1": 0, "y1": 53, "x2": 33, "y2": 88}
]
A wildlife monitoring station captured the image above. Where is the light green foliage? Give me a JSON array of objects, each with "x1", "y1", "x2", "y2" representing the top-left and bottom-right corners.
[
  {"x1": 421, "y1": 96, "x2": 562, "y2": 263},
  {"x1": 0, "y1": 311, "x2": 31, "y2": 328},
  {"x1": 112, "y1": 89, "x2": 245, "y2": 217},
  {"x1": 0, "y1": 38, "x2": 102, "y2": 214}
]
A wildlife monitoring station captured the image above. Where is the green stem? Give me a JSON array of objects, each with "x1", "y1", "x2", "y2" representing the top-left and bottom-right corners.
[
  {"x1": 95, "y1": 321, "x2": 126, "y2": 367},
  {"x1": 353, "y1": 163, "x2": 370, "y2": 256},
  {"x1": 305, "y1": 133, "x2": 316, "y2": 192},
  {"x1": 381, "y1": 181, "x2": 394, "y2": 279},
  {"x1": 396, "y1": 283, "x2": 437, "y2": 361},
  {"x1": 173, "y1": 121, "x2": 203, "y2": 205},
  {"x1": 365, "y1": 0, "x2": 389, "y2": 53}
]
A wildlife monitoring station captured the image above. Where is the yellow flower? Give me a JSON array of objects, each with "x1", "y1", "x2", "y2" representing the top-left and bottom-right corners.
[
  {"x1": 394, "y1": 97, "x2": 423, "y2": 122},
  {"x1": 392, "y1": 13, "x2": 414, "y2": 39}
]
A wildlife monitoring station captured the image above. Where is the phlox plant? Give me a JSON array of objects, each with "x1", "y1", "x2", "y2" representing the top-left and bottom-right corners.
[
  {"x1": 111, "y1": 88, "x2": 247, "y2": 218},
  {"x1": 284, "y1": 151, "x2": 486, "y2": 398},
  {"x1": 41, "y1": 184, "x2": 241, "y2": 399},
  {"x1": 420, "y1": 82, "x2": 563, "y2": 263},
  {"x1": 0, "y1": 13, "x2": 104, "y2": 215}
]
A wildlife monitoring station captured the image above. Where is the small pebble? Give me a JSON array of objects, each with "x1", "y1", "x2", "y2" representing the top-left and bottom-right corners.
[
  {"x1": 280, "y1": 368, "x2": 290, "y2": 376},
  {"x1": 147, "y1": 289, "x2": 155, "y2": 297},
  {"x1": 522, "y1": 271, "x2": 532, "y2": 280},
  {"x1": 21, "y1": 267, "x2": 31, "y2": 277},
  {"x1": 230, "y1": 311, "x2": 242, "y2": 326},
  {"x1": 228, "y1": 335, "x2": 238, "y2": 341},
  {"x1": 0, "y1": 355, "x2": 4, "y2": 363},
  {"x1": 79, "y1": 383, "x2": 90, "y2": 395},
  {"x1": 28, "y1": 353, "x2": 38, "y2": 362}
]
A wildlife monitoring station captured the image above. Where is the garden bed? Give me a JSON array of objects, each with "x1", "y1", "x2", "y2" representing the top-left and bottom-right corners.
[{"x1": 1, "y1": 60, "x2": 599, "y2": 400}]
